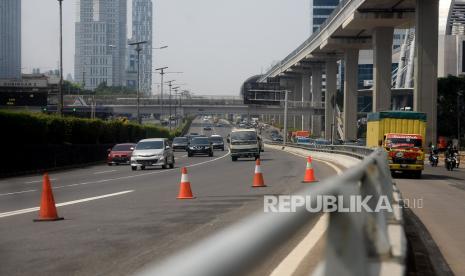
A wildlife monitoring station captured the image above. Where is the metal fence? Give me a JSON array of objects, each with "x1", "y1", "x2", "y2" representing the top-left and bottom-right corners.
[{"x1": 137, "y1": 146, "x2": 406, "y2": 276}]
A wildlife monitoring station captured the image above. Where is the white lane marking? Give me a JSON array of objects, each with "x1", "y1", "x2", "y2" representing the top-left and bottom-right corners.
[
  {"x1": 50, "y1": 150, "x2": 231, "y2": 190},
  {"x1": 0, "y1": 190, "x2": 134, "y2": 218},
  {"x1": 269, "y1": 145, "x2": 343, "y2": 275},
  {"x1": 24, "y1": 178, "x2": 57, "y2": 184},
  {"x1": 0, "y1": 189, "x2": 37, "y2": 196},
  {"x1": 93, "y1": 169, "x2": 117, "y2": 175},
  {"x1": 274, "y1": 146, "x2": 343, "y2": 175},
  {"x1": 270, "y1": 214, "x2": 329, "y2": 276}
]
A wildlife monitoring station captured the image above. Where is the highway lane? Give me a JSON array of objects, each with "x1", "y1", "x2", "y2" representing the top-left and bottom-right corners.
[
  {"x1": 396, "y1": 163, "x2": 465, "y2": 275},
  {"x1": 0, "y1": 118, "x2": 338, "y2": 275}
]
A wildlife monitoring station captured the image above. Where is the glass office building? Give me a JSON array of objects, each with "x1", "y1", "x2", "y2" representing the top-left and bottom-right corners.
[{"x1": 310, "y1": 0, "x2": 341, "y2": 33}]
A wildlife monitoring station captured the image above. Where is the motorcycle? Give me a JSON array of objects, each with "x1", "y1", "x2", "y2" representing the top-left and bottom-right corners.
[
  {"x1": 429, "y1": 153, "x2": 439, "y2": 167},
  {"x1": 445, "y1": 155, "x2": 456, "y2": 171},
  {"x1": 454, "y1": 152, "x2": 460, "y2": 168}
]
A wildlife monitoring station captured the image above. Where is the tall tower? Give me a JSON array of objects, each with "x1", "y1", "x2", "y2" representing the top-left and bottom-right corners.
[
  {"x1": 74, "y1": 0, "x2": 127, "y2": 90},
  {"x1": 310, "y1": 0, "x2": 340, "y2": 34},
  {"x1": 0, "y1": 0, "x2": 21, "y2": 79},
  {"x1": 131, "y1": 0, "x2": 153, "y2": 95}
]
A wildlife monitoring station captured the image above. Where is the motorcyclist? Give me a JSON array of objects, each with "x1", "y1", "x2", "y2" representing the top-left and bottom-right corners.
[{"x1": 429, "y1": 145, "x2": 438, "y2": 163}]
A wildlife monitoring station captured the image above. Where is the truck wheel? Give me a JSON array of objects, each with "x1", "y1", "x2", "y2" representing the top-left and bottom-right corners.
[
  {"x1": 140, "y1": 166, "x2": 145, "y2": 170},
  {"x1": 414, "y1": 171, "x2": 422, "y2": 179},
  {"x1": 232, "y1": 156, "x2": 237, "y2": 161},
  {"x1": 188, "y1": 152, "x2": 193, "y2": 157},
  {"x1": 131, "y1": 166, "x2": 137, "y2": 171}
]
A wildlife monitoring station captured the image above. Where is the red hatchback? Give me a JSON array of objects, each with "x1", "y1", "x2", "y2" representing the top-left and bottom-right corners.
[{"x1": 107, "y1": 143, "x2": 136, "y2": 165}]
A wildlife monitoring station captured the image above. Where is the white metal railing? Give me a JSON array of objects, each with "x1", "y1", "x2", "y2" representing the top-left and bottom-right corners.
[{"x1": 137, "y1": 147, "x2": 406, "y2": 276}]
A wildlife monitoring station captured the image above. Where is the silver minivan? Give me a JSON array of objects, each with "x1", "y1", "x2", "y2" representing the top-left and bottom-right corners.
[{"x1": 130, "y1": 138, "x2": 175, "y2": 170}]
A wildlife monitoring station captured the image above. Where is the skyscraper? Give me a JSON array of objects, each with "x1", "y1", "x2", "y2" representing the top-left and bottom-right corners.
[
  {"x1": 0, "y1": 0, "x2": 21, "y2": 79},
  {"x1": 74, "y1": 0, "x2": 127, "y2": 90},
  {"x1": 310, "y1": 0, "x2": 340, "y2": 34},
  {"x1": 130, "y1": 0, "x2": 153, "y2": 95}
]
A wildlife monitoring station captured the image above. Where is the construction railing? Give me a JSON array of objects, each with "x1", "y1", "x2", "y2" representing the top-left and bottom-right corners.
[{"x1": 137, "y1": 146, "x2": 406, "y2": 276}]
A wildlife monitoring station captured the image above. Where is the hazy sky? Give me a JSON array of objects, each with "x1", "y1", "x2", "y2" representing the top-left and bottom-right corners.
[{"x1": 22, "y1": 0, "x2": 310, "y2": 95}]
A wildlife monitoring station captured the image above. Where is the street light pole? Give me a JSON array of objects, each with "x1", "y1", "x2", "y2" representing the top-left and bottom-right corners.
[
  {"x1": 128, "y1": 41, "x2": 147, "y2": 124},
  {"x1": 58, "y1": 0, "x2": 64, "y2": 116},
  {"x1": 458, "y1": 90, "x2": 463, "y2": 149},
  {"x1": 283, "y1": 90, "x2": 289, "y2": 147},
  {"x1": 155, "y1": 67, "x2": 168, "y2": 122},
  {"x1": 166, "y1": 80, "x2": 175, "y2": 130}
]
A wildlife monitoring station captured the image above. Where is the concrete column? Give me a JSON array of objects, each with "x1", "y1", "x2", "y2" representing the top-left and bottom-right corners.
[
  {"x1": 325, "y1": 59, "x2": 338, "y2": 141},
  {"x1": 373, "y1": 27, "x2": 394, "y2": 112},
  {"x1": 343, "y1": 49, "x2": 359, "y2": 141},
  {"x1": 414, "y1": 0, "x2": 439, "y2": 146},
  {"x1": 302, "y1": 73, "x2": 311, "y2": 131},
  {"x1": 311, "y1": 67, "x2": 322, "y2": 137}
]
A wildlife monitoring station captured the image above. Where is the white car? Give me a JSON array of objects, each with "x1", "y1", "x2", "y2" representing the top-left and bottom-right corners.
[{"x1": 131, "y1": 138, "x2": 175, "y2": 170}]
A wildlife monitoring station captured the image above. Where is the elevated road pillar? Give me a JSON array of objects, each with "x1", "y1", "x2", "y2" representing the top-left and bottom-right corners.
[
  {"x1": 373, "y1": 27, "x2": 394, "y2": 112},
  {"x1": 302, "y1": 73, "x2": 311, "y2": 131},
  {"x1": 414, "y1": 0, "x2": 438, "y2": 146},
  {"x1": 311, "y1": 66, "x2": 322, "y2": 137},
  {"x1": 325, "y1": 59, "x2": 338, "y2": 141},
  {"x1": 343, "y1": 49, "x2": 359, "y2": 141}
]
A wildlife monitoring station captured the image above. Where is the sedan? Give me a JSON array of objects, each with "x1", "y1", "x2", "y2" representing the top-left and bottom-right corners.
[
  {"x1": 187, "y1": 137, "x2": 214, "y2": 157},
  {"x1": 107, "y1": 143, "x2": 136, "y2": 165},
  {"x1": 172, "y1": 137, "x2": 188, "y2": 151}
]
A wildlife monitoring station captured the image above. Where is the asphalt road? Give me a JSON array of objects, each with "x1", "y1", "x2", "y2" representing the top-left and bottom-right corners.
[
  {"x1": 395, "y1": 160, "x2": 465, "y2": 275},
  {"x1": 0, "y1": 118, "x2": 338, "y2": 275}
]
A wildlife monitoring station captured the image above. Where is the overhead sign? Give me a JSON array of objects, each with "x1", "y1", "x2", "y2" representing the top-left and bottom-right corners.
[
  {"x1": 0, "y1": 92, "x2": 48, "y2": 106},
  {"x1": 0, "y1": 79, "x2": 48, "y2": 88}
]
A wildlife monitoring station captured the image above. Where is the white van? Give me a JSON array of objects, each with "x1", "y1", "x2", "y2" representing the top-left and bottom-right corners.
[{"x1": 228, "y1": 129, "x2": 260, "y2": 161}]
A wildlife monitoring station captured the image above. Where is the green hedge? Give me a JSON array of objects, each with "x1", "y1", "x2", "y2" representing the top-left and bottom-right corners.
[{"x1": 2, "y1": 110, "x2": 175, "y2": 145}]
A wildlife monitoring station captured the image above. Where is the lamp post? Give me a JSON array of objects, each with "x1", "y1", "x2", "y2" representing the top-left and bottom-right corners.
[
  {"x1": 458, "y1": 90, "x2": 463, "y2": 149},
  {"x1": 155, "y1": 66, "x2": 168, "y2": 122},
  {"x1": 172, "y1": 86, "x2": 180, "y2": 127},
  {"x1": 57, "y1": 0, "x2": 64, "y2": 116},
  {"x1": 166, "y1": 80, "x2": 176, "y2": 130},
  {"x1": 128, "y1": 41, "x2": 147, "y2": 124}
]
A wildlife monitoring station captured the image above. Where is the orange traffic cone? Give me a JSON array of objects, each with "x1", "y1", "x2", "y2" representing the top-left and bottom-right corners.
[
  {"x1": 303, "y1": 156, "x2": 317, "y2": 183},
  {"x1": 34, "y1": 173, "x2": 63, "y2": 222},
  {"x1": 177, "y1": 167, "x2": 195, "y2": 199},
  {"x1": 252, "y1": 159, "x2": 266, "y2": 187}
]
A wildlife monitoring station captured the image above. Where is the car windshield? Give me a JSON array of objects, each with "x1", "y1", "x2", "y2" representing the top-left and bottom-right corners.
[
  {"x1": 386, "y1": 137, "x2": 422, "y2": 148},
  {"x1": 191, "y1": 138, "x2": 210, "y2": 145},
  {"x1": 112, "y1": 144, "x2": 134, "y2": 151},
  {"x1": 231, "y1": 131, "x2": 257, "y2": 141},
  {"x1": 173, "y1": 137, "x2": 188, "y2": 143},
  {"x1": 136, "y1": 141, "x2": 164, "y2": 150},
  {"x1": 210, "y1": 137, "x2": 223, "y2": 143}
]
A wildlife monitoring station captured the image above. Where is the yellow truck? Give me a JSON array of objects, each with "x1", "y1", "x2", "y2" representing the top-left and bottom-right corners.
[{"x1": 366, "y1": 111, "x2": 426, "y2": 178}]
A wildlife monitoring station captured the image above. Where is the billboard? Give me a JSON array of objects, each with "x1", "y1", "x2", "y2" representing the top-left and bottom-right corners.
[{"x1": 0, "y1": 92, "x2": 48, "y2": 106}]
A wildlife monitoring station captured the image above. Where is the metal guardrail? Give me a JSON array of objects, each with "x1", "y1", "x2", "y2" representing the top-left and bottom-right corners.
[{"x1": 137, "y1": 146, "x2": 406, "y2": 276}]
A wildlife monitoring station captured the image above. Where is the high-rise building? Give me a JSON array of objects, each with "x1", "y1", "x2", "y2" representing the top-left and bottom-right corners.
[
  {"x1": 129, "y1": 0, "x2": 153, "y2": 95},
  {"x1": 310, "y1": 0, "x2": 340, "y2": 34},
  {"x1": 438, "y1": 0, "x2": 465, "y2": 77},
  {"x1": 0, "y1": 0, "x2": 21, "y2": 80},
  {"x1": 74, "y1": 0, "x2": 127, "y2": 90}
]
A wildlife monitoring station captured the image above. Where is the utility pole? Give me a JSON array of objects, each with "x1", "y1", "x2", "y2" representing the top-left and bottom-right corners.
[
  {"x1": 166, "y1": 80, "x2": 175, "y2": 130},
  {"x1": 58, "y1": 0, "x2": 64, "y2": 116},
  {"x1": 155, "y1": 66, "x2": 168, "y2": 122},
  {"x1": 458, "y1": 90, "x2": 463, "y2": 149},
  {"x1": 283, "y1": 90, "x2": 289, "y2": 147},
  {"x1": 128, "y1": 41, "x2": 147, "y2": 124}
]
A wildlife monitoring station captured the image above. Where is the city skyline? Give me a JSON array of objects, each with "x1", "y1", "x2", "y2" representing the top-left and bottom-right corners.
[
  {"x1": 20, "y1": 0, "x2": 310, "y2": 95},
  {"x1": 0, "y1": 0, "x2": 21, "y2": 79}
]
